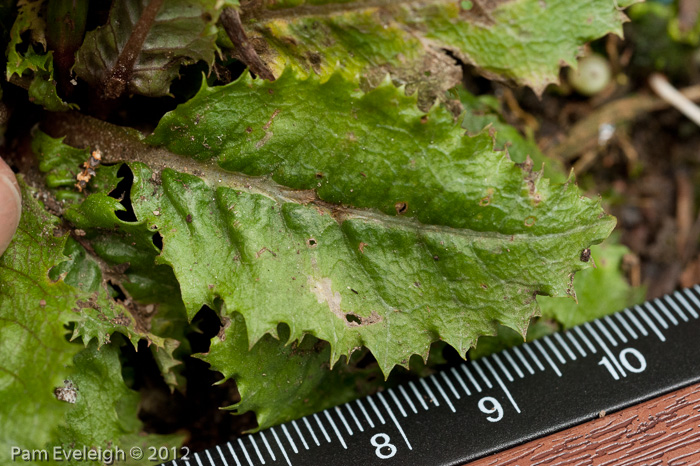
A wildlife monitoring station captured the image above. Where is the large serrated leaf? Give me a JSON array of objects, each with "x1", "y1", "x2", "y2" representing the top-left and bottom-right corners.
[
  {"x1": 0, "y1": 181, "x2": 182, "y2": 464},
  {"x1": 229, "y1": 0, "x2": 633, "y2": 97},
  {"x1": 47, "y1": 70, "x2": 615, "y2": 376}
]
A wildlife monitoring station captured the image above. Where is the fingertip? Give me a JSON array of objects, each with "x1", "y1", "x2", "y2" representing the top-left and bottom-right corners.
[{"x1": 0, "y1": 157, "x2": 21, "y2": 256}]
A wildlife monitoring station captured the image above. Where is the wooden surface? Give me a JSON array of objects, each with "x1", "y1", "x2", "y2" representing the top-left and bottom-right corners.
[{"x1": 468, "y1": 383, "x2": 700, "y2": 465}]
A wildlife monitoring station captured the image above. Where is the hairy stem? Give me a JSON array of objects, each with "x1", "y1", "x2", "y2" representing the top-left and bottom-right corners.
[{"x1": 103, "y1": 0, "x2": 165, "y2": 99}]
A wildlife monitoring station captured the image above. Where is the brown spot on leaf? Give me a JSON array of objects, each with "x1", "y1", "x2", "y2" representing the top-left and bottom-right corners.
[
  {"x1": 524, "y1": 216, "x2": 536, "y2": 227},
  {"x1": 358, "y1": 242, "x2": 367, "y2": 253},
  {"x1": 395, "y1": 202, "x2": 408, "y2": 214}
]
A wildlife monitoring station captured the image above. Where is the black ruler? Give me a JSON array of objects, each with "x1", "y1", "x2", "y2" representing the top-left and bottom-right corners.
[{"x1": 161, "y1": 286, "x2": 700, "y2": 466}]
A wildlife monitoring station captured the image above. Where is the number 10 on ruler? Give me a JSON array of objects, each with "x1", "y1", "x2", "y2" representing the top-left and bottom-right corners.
[{"x1": 598, "y1": 348, "x2": 647, "y2": 380}]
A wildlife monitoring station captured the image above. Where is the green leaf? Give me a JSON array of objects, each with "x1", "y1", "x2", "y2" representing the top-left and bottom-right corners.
[
  {"x1": 6, "y1": 0, "x2": 76, "y2": 111},
  {"x1": 458, "y1": 86, "x2": 567, "y2": 183},
  {"x1": 49, "y1": 70, "x2": 615, "y2": 377},
  {"x1": 231, "y1": 0, "x2": 633, "y2": 97},
  {"x1": 73, "y1": 0, "x2": 227, "y2": 98},
  {"x1": 538, "y1": 241, "x2": 647, "y2": 329},
  {"x1": 203, "y1": 314, "x2": 383, "y2": 430},
  {"x1": 31, "y1": 130, "x2": 189, "y2": 389},
  {"x1": 0, "y1": 181, "x2": 182, "y2": 464}
]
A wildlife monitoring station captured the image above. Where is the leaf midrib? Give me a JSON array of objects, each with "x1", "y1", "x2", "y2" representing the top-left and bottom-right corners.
[{"x1": 45, "y1": 112, "x2": 601, "y2": 245}]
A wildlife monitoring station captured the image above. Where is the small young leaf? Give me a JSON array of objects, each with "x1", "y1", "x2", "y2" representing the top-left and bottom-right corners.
[{"x1": 6, "y1": 0, "x2": 76, "y2": 111}]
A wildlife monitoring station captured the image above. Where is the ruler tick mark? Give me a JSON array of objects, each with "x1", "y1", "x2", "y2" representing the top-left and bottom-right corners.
[
  {"x1": 430, "y1": 374, "x2": 456, "y2": 412},
  {"x1": 654, "y1": 299, "x2": 679, "y2": 326},
  {"x1": 290, "y1": 420, "x2": 309, "y2": 450},
  {"x1": 664, "y1": 295, "x2": 689, "y2": 322},
  {"x1": 594, "y1": 320, "x2": 618, "y2": 347},
  {"x1": 440, "y1": 371, "x2": 461, "y2": 399},
  {"x1": 614, "y1": 312, "x2": 637, "y2": 340},
  {"x1": 302, "y1": 417, "x2": 320, "y2": 447},
  {"x1": 194, "y1": 452, "x2": 204, "y2": 466},
  {"x1": 502, "y1": 349, "x2": 525, "y2": 378},
  {"x1": 565, "y1": 331, "x2": 587, "y2": 357},
  {"x1": 471, "y1": 360, "x2": 494, "y2": 388},
  {"x1": 323, "y1": 410, "x2": 347, "y2": 449},
  {"x1": 533, "y1": 340, "x2": 562, "y2": 377},
  {"x1": 634, "y1": 305, "x2": 665, "y2": 341},
  {"x1": 419, "y1": 378, "x2": 441, "y2": 407},
  {"x1": 334, "y1": 406, "x2": 353, "y2": 436},
  {"x1": 399, "y1": 384, "x2": 419, "y2": 412},
  {"x1": 259, "y1": 432, "x2": 276, "y2": 461},
  {"x1": 377, "y1": 391, "x2": 412, "y2": 450},
  {"x1": 281, "y1": 423, "x2": 299, "y2": 453},
  {"x1": 344, "y1": 404, "x2": 364, "y2": 432},
  {"x1": 625, "y1": 308, "x2": 648, "y2": 337},
  {"x1": 603, "y1": 316, "x2": 627, "y2": 344},
  {"x1": 645, "y1": 302, "x2": 669, "y2": 329},
  {"x1": 367, "y1": 396, "x2": 387, "y2": 424},
  {"x1": 544, "y1": 335, "x2": 567, "y2": 364},
  {"x1": 512, "y1": 345, "x2": 535, "y2": 374},
  {"x1": 483, "y1": 358, "x2": 521, "y2": 413},
  {"x1": 388, "y1": 387, "x2": 408, "y2": 417},
  {"x1": 270, "y1": 427, "x2": 292, "y2": 465},
  {"x1": 450, "y1": 366, "x2": 473, "y2": 394},
  {"x1": 204, "y1": 450, "x2": 216, "y2": 466},
  {"x1": 354, "y1": 398, "x2": 375, "y2": 428},
  {"x1": 585, "y1": 322, "x2": 626, "y2": 378},
  {"x1": 554, "y1": 332, "x2": 577, "y2": 360},
  {"x1": 574, "y1": 326, "x2": 597, "y2": 354},
  {"x1": 523, "y1": 343, "x2": 546, "y2": 372},
  {"x1": 217, "y1": 445, "x2": 233, "y2": 466},
  {"x1": 236, "y1": 439, "x2": 254, "y2": 466},
  {"x1": 460, "y1": 365, "x2": 483, "y2": 392},
  {"x1": 680, "y1": 289, "x2": 700, "y2": 318},
  {"x1": 492, "y1": 354, "x2": 514, "y2": 382},
  {"x1": 408, "y1": 381, "x2": 429, "y2": 410},
  {"x1": 312, "y1": 413, "x2": 331, "y2": 443},
  {"x1": 249, "y1": 435, "x2": 265, "y2": 464}
]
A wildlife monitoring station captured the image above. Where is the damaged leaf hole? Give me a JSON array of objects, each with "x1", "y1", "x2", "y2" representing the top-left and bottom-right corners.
[
  {"x1": 306, "y1": 238, "x2": 317, "y2": 247},
  {"x1": 345, "y1": 313, "x2": 362, "y2": 325},
  {"x1": 395, "y1": 201, "x2": 408, "y2": 215},
  {"x1": 524, "y1": 216, "x2": 536, "y2": 227},
  {"x1": 152, "y1": 231, "x2": 163, "y2": 251},
  {"x1": 108, "y1": 164, "x2": 138, "y2": 222}
]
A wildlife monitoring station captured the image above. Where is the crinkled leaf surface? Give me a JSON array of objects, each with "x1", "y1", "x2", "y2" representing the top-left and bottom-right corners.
[
  {"x1": 73, "y1": 0, "x2": 229, "y2": 98},
  {"x1": 231, "y1": 0, "x2": 634, "y2": 96},
  {"x1": 0, "y1": 181, "x2": 182, "y2": 464},
  {"x1": 48, "y1": 70, "x2": 615, "y2": 377}
]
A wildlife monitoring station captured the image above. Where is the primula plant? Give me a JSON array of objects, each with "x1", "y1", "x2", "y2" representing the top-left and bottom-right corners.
[{"x1": 0, "y1": 0, "x2": 647, "y2": 464}]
